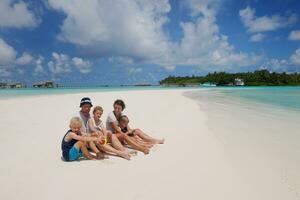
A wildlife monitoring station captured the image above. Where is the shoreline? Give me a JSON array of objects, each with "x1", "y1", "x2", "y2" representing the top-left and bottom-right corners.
[
  {"x1": 0, "y1": 86, "x2": 202, "y2": 101},
  {"x1": 1, "y1": 85, "x2": 300, "y2": 101}
]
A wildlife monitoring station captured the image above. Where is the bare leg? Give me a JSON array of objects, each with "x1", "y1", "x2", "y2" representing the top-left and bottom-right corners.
[
  {"x1": 132, "y1": 136, "x2": 153, "y2": 148},
  {"x1": 88, "y1": 141, "x2": 106, "y2": 160},
  {"x1": 74, "y1": 141, "x2": 95, "y2": 160},
  {"x1": 96, "y1": 143, "x2": 130, "y2": 160},
  {"x1": 123, "y1": 134, "x2": 150, "y2": 155},
  {"x1": 108, "y1": 132, "x2": 137, "y2": 155},
  {"x1": 135, "y1": 129, "x2": 164, "y2": 144}
]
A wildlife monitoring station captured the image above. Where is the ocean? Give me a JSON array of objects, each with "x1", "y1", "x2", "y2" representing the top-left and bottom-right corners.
[
  {"x1": 187, "y1": 86, "x2": 300, "y2": 113},
  {"x1": 1, "y1": 86, "x2": 300, "y2": 113},
  {"x1": 0, "y1": 86, "x2": 192, "y2": 100}
]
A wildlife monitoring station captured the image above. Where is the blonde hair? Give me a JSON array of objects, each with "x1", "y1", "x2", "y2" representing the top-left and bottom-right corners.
[
  {"x1": 120, "y1": 115, "x2": 129, "y2": 123},
  {"x1": 69, "y1": 117, "x2": 82, "y2": 128},
  {"x1": 93, "y1": 106, "x2": 103, "y2": 114}
]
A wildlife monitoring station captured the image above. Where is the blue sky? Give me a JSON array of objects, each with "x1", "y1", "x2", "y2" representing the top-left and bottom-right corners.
[{"x1": 0, "y1": 0, "x2": 300, "y2": 86}]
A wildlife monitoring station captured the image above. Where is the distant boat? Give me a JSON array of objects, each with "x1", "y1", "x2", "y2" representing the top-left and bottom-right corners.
[
  {"x1": 201, "y1": 82, "x2": 217, "y2": 87},
  {"x1": 234, "y1": 78, "x2": 245, "y2": 86}
]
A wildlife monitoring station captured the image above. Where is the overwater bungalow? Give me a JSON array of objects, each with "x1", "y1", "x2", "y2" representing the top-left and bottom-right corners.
[{"x1": 33, "y1": 81, "x2": 56, "y2": 88}]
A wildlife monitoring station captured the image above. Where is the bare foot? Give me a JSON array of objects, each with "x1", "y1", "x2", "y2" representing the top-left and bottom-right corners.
[
  {"x1": 119, "y1": 152, "x2": 131, "y2": 160},
  {"x1": 143, "y1": 148, "x2": 150, "y2": 155},
  {"x1": 86, "y1": 154, "x2": 97, "y2": 160},
  {"x1": 157, "y1": 138, "x2": 165, "y2": 144},
  {"x1": 96, "y1": 152, "x2": 106, "y2": 160},
  {"x1": 129, "y1": 150, "x2": 138, "y2": 156}
]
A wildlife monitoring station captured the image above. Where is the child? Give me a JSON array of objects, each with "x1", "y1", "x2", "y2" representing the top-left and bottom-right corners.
[
  {"x1": 119, "y1": 115, "x2": 164, "y2": 145},
  {"x1": 61, "y1": 117, "x2": 105, "y2": 161},
  {"x1": 87, "y1": 106, "x2": 132, "y2": 160}
]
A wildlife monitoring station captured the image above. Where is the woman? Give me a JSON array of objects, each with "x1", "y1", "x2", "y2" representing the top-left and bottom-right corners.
[{"x1": 106, "y1": 99, "x2": 151, "y2": 154}]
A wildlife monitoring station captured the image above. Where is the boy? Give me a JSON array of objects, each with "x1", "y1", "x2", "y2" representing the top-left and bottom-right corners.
[{"x1": 61, "y1": 117, "x2": 105, "y2": 161}]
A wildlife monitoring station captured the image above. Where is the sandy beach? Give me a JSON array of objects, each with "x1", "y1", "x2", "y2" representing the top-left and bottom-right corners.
[{"x1": 0, "y1": 89, "x2": 299, "y2": 200}]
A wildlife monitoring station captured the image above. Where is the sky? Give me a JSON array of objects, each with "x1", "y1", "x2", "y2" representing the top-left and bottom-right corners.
[{"x1": 0, "y1": 0, "x2": 300, "y2": 86}]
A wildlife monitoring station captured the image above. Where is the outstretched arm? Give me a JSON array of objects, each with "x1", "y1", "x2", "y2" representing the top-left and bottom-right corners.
[
  {"x1": 110, "y1": 122, "x2": 122, "y2": 134},
  {"x1": 127, "y1": 125, "x2": 134, "y2": 133},
  {"x1": 87, "y1": 119, "x2": 98, "y2": 133},
  {"x1": 68, "y1": 132, "x2": 103, "y2": 143}
]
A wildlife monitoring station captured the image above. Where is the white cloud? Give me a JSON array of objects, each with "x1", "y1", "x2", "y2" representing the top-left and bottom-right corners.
[
  {"x1": 261, "y1": 48, "x2": 300, "y2": 72},
  {"x1": 48, "y1": 52, "x2": 71, "y2": 74},
  {"x1": 290, "y1": 48, "x2": 300, "y2": 66},
  {"x1": 172, "y1": 0, "x2": 262, "y2": 69},
  {"x1": 34, "y1": 56, "x2": 45, "y2": 75},
  {"x1": 0, "y1": 68, "x2": 11, "y2": 77},
  {"x1": 0, "y1": 38, "x2": 39, "y2": 77},
  {"x1": 48, "y1": 0, "x2": 171, "y2": 61},
  {"x1": 48, "y1": 0, "x2": 261, "y2": 71},
  {"x1": 127, "y1": 67, "x2": 142, "y2": 75},
  {"x1": 0, "y1": 38, "x2": 17, "y2": 65},
  {"x1": 165, "y1": 65, "x2": 176, "y2": 71},
  {"x1": 0, "y1": 0, "x2": 40, "y2": 28},
  {"x1": 72, "y1": 57, "x2": 92, "y2": 74},
  {"x1": 260, "y1": 58, "x2": 289, "y2": 71},
  {"x1": 250, "y1": 33, "x2": 266, "y2": 42},
  {"x1": 183, "y1": 0, "x2": 221, "y2": 17},
  {"x1": 239, "y1": 6, "x2": 297, "y2": 33},
  {"x1": 15, "y1": 52, "x2": 34, "y2": 65},
  {"x1": 288, "y1": 30, "x2": 300, "y2": 41},
  {"x1": 108, "y1": 57, "x2": 134, "y2": 65},
  {"x1": 47, "y1": 52, "x2": 94, "y2": 74}
]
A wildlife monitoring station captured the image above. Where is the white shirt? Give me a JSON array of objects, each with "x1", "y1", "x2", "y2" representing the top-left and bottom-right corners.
[
  {"x1": 87, "y1": 118, "x2": 105, "y2": 133},
  {"x1": 73, "y1": 111, "x2": 90, "y2": 133},
  {"x1": 106, "y1": 111, "x2": 121, "y2": 132}
]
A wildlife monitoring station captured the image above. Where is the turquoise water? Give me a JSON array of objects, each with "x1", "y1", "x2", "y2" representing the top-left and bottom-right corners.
[
  {"x1": 1, "y1": 86, "x2": 300, "y2": 112},
  {"x1": 206, "y1": 86, "x2": 300, "y2": 112},
  {"x1": 0, "y1": 86, "x2": 195, "y2": 100}
]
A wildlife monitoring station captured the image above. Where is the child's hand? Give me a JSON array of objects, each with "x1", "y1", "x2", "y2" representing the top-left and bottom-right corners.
[
  {"x1": 97, "y1": 135, "x2": 105, "y2": 144},
  {"x1": 127, "y1": 131, "x2": 135, "y2": 137},
  {"x1": 91, "y1": 132, "x2": 98, "y2": 137},
  {"x1": 97, "y1": 131, "x2": 104, "y2": 136}
]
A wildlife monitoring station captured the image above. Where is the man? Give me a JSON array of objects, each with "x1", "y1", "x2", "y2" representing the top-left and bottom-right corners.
[{"x1": 75, "y1": 97, "x2": 93, "y2": 133}]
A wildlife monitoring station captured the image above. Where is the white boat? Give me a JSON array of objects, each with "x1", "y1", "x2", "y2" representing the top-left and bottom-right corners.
[{"x1": 201, "y1": 82, "x2": 217, "y2": 87}]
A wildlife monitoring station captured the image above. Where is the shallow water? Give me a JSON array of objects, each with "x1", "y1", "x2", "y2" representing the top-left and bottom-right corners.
[
  {"x1": 185, "y1": 87, "x2": 300, "y2": 200},
  {"x1": 0, "y1": 86, "x2": 197, "y2": 100},
  {"x1": 215, "y1": 86, "x2": 300, "y2": 112}
]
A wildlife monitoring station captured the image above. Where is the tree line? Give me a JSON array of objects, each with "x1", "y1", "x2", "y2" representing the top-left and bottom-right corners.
[{"x1": 159, "y1": 70, "x2": 300, "y2": 86}]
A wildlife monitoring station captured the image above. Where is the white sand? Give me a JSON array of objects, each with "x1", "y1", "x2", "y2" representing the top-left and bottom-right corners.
[{"x1": 0, "y1": 89, "x2": 298, "y2": 200}]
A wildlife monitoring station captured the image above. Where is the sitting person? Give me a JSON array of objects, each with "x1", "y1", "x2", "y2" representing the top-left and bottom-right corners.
[
  {"x1": 61, "y1": 117, "x2": 105, "y2": 161},
  {"x1": 119, "y1": 115, "x2": 164, "y2": 145},
  {"x1": 87, "y1": 106, "x2": 132, "y2": 160},
  {"x1": 106, "y1": 99, "x2": 150, "y2": 155},
  {"x1": 73, "y1": 97, "x2": 106, "y2": 159}
]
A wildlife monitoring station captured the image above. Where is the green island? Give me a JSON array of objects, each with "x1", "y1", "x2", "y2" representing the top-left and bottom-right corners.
[{"x1": 159, "y1": 70, "x2": 300, "y2": 86}]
